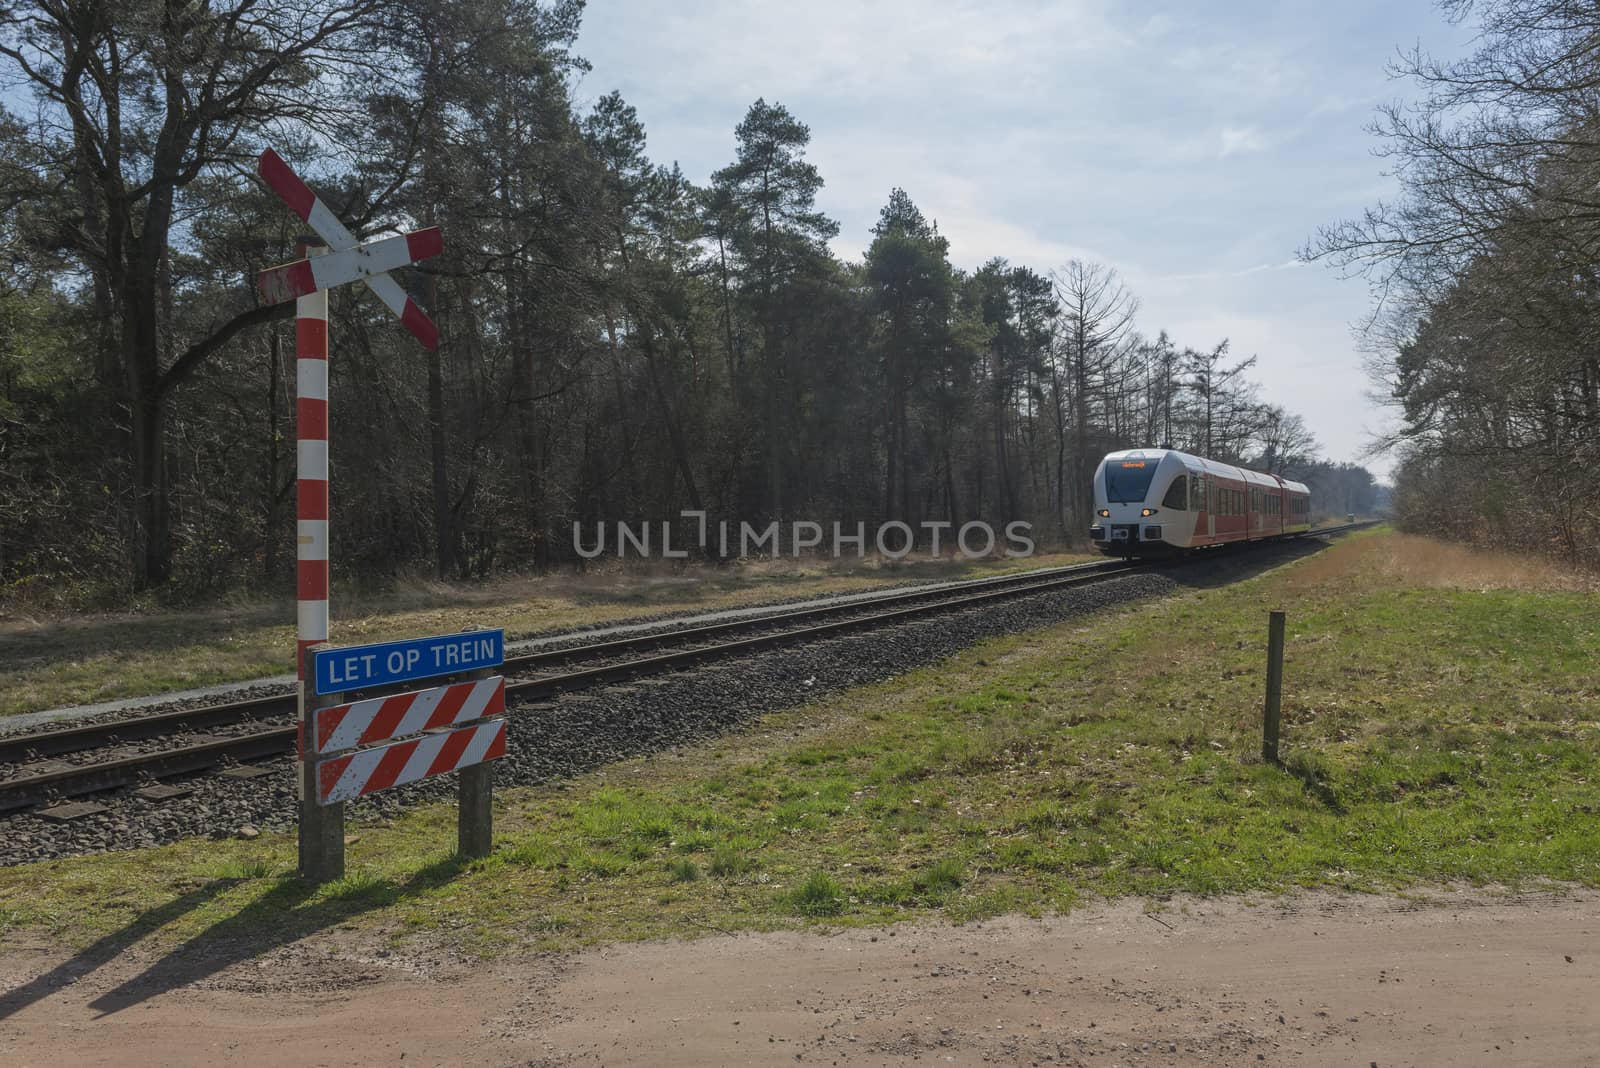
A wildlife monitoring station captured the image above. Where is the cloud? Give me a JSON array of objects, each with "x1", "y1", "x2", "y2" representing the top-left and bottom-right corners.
[
  {"x1": 576, "y1": 0, "x2": 1131, "y2": 115},
  {"x1": 573, "y1": 0, "x2": 1475, "y2": 474},
  {"x1": 1219, "y1": 125, "x2": 1267, "y2": 157},
  {"x1": 1150, "y1": 259, "x2": 1308, "y2": 283}
]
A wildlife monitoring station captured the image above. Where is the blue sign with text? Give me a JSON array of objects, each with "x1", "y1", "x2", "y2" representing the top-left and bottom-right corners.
[{"x1": 313, "y1": 629, "x2": 504, "y2": 695}]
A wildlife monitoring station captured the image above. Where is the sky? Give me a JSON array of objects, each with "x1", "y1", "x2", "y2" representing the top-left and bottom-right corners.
[{"x1": 571, "y1": 0, "x2": 1479, "y2": 481}]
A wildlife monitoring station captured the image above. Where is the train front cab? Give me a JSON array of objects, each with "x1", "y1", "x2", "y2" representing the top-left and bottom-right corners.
[{"x1": 1089, "y1": 450, "x2": 1197, "y2": 556}]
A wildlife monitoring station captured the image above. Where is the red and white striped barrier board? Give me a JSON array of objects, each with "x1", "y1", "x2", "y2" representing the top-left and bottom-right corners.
[
  {"x1": 311, "y1": 676, "x2": 505, "y2": 755},
  {"x1": 315, "y1": 718, "x2": 506, "y2": 805},
  {"x1": 259, "y1": 228, "x2": 443, "y2": 306},
  {"x1": 257, "y1": 149, "x2": 441, "y2": 350}
]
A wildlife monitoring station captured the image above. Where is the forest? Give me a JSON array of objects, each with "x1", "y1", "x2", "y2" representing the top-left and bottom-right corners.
[
  {"x1": 0, "y1": 0, "x2": 1377, "y2": 605},
  {"x1": 1309, "y1": 0, "x2": 1600, "y2": 567}
]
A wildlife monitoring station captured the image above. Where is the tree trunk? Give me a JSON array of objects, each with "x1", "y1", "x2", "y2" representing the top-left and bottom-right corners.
[
  {"x1": 639, "y1": 320, "x2": 706, "y2": 516},
  {"x1": 129, "y1": 389, "x2": 170, "y2": 588},
  {"x1": 427, "y1": 342, "x2": 453, "y2": 579},
  {"x1": 123, "y1": 248, "x2": 171, "y2": 588}
]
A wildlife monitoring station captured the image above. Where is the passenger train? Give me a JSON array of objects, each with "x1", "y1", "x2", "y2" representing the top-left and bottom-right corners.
[{"x1": 1089, "y1": 448, "x2": 1311, "y2": 555}]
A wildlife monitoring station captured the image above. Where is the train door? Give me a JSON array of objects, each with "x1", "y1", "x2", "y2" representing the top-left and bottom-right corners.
[
  {"x1": 1193, "y1": 471, "x2": 1212, "y2": 542},
  {"x1": 1208, "y1": 476, "x2": 1216, "y2": 541}
]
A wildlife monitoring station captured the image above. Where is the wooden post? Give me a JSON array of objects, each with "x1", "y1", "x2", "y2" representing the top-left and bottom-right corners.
[
  {"x1": 457, "y1": 665, "x2": 495, "y2": 859},
  {"x1": 299, "y1": 642, "x2": 346, "y2": 883},
  {"x1": 1262, "y1": 610, "x2": 1285, "y2": 763}
]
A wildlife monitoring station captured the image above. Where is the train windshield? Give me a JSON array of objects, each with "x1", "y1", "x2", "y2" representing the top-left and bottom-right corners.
[{"x1": 1103, "y1": 459, "x2": 1159, "y2": 502}]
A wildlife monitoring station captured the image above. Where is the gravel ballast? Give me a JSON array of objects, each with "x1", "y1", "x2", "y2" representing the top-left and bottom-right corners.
[{"x1": 0, "y1": 541, "x2": 1326, "y2": 866}]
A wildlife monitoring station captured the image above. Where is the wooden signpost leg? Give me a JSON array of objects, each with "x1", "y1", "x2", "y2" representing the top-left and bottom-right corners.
[
  {"x1": 1262, "y1": 610, "x2": 1286, "y2": 764},
  {"x1": 300, "y1": 643, "x2": 346, "y2": 884},
  {"x1": 457, "y1": 666, "x2": 495, "y2": 859},
  {"x1": 457, "y1": 763, "x2": 493, "y2": 860}
]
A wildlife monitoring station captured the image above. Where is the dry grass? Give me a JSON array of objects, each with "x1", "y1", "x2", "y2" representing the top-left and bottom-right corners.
[
  {"x1": 0, "y1": 550, "x2": 1091, "y2": 716},
  {"x1": 1284, "y1": 528, "x2": 1599, "y2": 595}
]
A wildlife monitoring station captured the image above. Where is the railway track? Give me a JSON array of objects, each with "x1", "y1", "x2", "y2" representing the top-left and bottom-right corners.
[{"x1": 0, "y1": 523, "x2": 1373, "y2": 816}]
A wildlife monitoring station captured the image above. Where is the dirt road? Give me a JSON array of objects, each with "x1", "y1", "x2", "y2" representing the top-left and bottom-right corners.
[{"x1": 2, "y1": 889, "x2": 1595, "y2": 1066}]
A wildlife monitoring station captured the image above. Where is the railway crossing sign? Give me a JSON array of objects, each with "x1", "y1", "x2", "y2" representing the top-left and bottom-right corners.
[
  {"x1": 256, "y1": 149, "x2": 442, "y2": 349},
  {"x1": 257, "y1": 227, "x2": 444, "y2": 311},
  {"x1": 254, "y1": 147, "x2": 467, "y2": 882}
]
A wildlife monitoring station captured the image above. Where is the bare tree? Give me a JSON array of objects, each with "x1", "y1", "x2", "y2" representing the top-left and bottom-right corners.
[
  {"x1": 1181, "y1": 340, "x2": 1256, "y2": 459},
  {"x1": 1050, "y1": 259, "x2": 1138, "y2": 532}
]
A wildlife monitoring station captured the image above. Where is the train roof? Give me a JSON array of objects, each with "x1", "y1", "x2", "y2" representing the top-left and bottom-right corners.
[{"x1": 1100, "y1": 448, "x2": 1309, "y2": 495}]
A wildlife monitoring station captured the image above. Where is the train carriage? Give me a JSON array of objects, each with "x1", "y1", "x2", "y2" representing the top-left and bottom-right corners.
[{"x1": 1088, "y1": 448, "x2": 1310, "y2": 555}]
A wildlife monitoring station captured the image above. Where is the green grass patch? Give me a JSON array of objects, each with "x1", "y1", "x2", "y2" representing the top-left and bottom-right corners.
[
  {"x1": 788, "y1": 871, "x2": 844, "y2": 917},
  {"x1": 2, "y1": 530, "x2": 1596, "y2": 958}
]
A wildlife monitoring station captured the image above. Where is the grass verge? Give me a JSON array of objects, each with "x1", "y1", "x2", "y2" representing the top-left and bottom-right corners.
[{"x1": 1, "y1": 529, "x2": 1595, "y2": 956}]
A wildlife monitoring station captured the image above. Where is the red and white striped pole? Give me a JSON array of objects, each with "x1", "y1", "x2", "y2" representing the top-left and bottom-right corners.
[{"x1": 296, "y1": 243, "x2": 330, "y2": 677}]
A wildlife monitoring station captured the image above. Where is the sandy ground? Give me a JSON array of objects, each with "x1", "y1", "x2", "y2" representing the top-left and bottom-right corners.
[{"x1": 1, "y1": 889, "x2": 1595, "y2": 1067}]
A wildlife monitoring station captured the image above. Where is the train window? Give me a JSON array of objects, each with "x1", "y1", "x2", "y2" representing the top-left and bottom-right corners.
[
  {"x1": 1160, "y1": 476, "x2": 1188, "y2": 510},
  {"x1": 1104, "y1": 459, "x2": 1159, "y2": 503}
]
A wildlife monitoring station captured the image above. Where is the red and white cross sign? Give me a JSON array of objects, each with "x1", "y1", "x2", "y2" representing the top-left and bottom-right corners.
[
  {"x1": 257, "y1": 147, "x2": 448, "y2": 684},
  {"x1": 258, "y1": 228, "x2": 443, "y2": 307},
  {"x1": 257, "y1": 149, "x2": 442, "y2": 350},
  {"x1": 254, "y1": 148, "x2": 446, "y2": 679}
]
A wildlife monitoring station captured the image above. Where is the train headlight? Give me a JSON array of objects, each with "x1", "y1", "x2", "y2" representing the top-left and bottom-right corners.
[
  {"x1": 1097, "y1": 509, "x2": 1109, "y2": 517},
  {"x1": 1140, "y1": 508, "x2": 1158, "y2": 517}
]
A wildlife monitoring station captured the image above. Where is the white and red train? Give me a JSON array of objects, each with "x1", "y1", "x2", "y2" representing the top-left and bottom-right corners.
[{"x1": 1089, "y1": 448, "x2": 1310, "y2": 555}]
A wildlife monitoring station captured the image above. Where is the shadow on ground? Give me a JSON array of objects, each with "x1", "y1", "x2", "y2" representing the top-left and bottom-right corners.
[
  {"x1": 1155, "y1": 532, "x2": 1348, "y2": 592},
  {"x1": 0, "y1": 853, "x2": 471, "y2": 1020}
]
